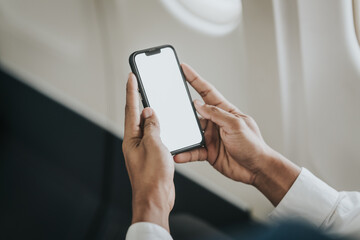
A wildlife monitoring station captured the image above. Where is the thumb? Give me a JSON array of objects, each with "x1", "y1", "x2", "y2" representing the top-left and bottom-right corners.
[
  {"x1": 142, "y1": 107, "x2": 160, "y2": 137},
  {"x1": 194, "y1": 100, "x2": 239, "y2": 131}
]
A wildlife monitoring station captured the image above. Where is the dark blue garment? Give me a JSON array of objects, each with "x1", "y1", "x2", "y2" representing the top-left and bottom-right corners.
[{"x1": 245, "y1": 221, "x2": 339, "y2": 240}]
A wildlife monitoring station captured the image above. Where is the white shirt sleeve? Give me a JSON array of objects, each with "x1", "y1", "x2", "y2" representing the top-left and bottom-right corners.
[
  {"x1": 125, "y1": 222, "x2": 173, "y2": 240},
  {"x1": 270, "y1": 167, "x2": 360, "y2": 238}
]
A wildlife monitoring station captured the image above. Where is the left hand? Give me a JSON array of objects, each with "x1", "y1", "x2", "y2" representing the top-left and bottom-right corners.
[{"x1": 122, "y1": 73, "x2": 175, "y2": 232}]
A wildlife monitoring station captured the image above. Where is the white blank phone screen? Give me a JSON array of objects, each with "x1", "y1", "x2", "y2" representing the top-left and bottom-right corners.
[{"x1": 135, "y1": 47, "x2": 202, "y2": 153}]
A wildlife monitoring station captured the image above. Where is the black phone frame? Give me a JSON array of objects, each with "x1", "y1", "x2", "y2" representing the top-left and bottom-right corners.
[{"x1": 129, "y1": 44, "x2": 205, "y2": 155}]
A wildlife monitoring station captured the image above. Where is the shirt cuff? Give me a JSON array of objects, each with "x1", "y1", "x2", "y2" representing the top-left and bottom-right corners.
[
  {"x1": 126, "y1": 222, "x2": 173, "y2": 240},
  {"x1": 269, "y1": 167, "x2": 339, "y2": 227}
]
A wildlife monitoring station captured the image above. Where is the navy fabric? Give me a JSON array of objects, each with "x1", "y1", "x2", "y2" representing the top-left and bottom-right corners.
[{"x1": 0, "y1": 68, "x2": 249, "y2": 239}]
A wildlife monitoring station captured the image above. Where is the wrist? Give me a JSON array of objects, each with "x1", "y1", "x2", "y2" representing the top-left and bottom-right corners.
[
  {"x1": 253, "y1": 147, "x2": 301, "y2": 206},
  {"x1": 132, "y1": 193, "x2": 171, "y2": 232}
]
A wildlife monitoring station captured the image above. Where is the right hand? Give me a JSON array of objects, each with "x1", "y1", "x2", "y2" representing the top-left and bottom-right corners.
[
  {"x1": 175, "y1": 64, "x2": 300, "y2": 206},
  {"x1": 174, "y1": 64, "x2": 272, "y2": 185}
]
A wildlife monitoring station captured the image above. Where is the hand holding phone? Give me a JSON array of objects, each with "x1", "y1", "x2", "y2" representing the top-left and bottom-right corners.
[{"x1": 122, "y1": 75, "x2": 175, "y2": 231}]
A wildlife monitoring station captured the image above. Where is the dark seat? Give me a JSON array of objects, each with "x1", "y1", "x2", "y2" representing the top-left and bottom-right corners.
[{"x1": 0, "y1": 68, "x2": 250, "y2": 240}]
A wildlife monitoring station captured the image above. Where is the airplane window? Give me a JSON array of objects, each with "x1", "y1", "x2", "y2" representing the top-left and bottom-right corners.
[
  {"x1": 355, "y1": 0, "x2": 360, "y2": 44},
  {"x1": 160, "y1": 0, "x2": 242, "y2": 36}
]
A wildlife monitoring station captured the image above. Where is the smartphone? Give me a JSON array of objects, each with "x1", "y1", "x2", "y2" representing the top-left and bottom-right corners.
[{"x1": 129, "y1": 45, "x2": 205, "y2": 155}]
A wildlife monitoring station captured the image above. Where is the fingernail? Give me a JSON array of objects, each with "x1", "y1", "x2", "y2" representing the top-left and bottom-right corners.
[
  {"x1": 194, "y1": 100, "x2": 204, "y2": 106},
  {"x1": 143, "y1": 107, "x2": 152, "y2": 118}
]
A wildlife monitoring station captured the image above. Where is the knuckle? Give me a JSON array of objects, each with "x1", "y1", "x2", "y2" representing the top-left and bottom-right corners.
[
  {"x1": 241, "y1": 114, "x2": 250, "y2": 120},
  {"x1": 228, "y1": 107, "x2": 238, "y2": 114},
  {"x1": 209, "y1": 105, "x2": 219, "y2": 113},
  {"x1": 232, "y1": 113, "x2": 255, "y2": 127},
  {"x1": 232, "y1": 117, "x2": 245, "y2": 129},
  {"x1": 189, "y1": 75, "x2": 200, "y2": 85},
  {"x1": 145, "y1": 120, "x2": 159, "y2": 129},
  {"x1": 199, "y1": 88, "x2": 212, "y2": 98},
  {"x1": 242, "y1": 114, "x2": 255, "y2": 124}
]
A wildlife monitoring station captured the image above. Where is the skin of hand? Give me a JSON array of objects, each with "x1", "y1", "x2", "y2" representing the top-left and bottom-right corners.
[
  {"x1": 174, "y1": 64, "x2": 301, "y2": 206},
  {"x1": 122, "y1": 73, "x2": 175, "y2": 232}
]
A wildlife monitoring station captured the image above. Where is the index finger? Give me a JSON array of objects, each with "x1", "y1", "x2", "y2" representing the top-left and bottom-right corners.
[
  {"x1": 181, "y1": 63, "x2": 240, "y2": 113},
  {"x1": 124, "y1": 73, "x2": 141, "y2": 139}
]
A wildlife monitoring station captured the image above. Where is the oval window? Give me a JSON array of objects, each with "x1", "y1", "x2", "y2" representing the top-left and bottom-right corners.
[
  {"x1": 354, "y1": 0, "x2": 360, "y2": 44},
  {"x1": 160, "y1": 0, "x2": 242, "y2": 36}
]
